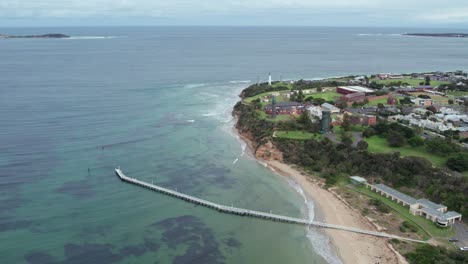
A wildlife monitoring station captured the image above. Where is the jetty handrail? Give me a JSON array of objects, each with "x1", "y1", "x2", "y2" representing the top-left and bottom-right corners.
[{"x1": 115, "y1": 168, "x2": 427, "y2": 244}]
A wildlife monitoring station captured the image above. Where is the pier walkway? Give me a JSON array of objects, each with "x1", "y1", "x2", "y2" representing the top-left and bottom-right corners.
[{"x1": 116, "y1": 168, "x2": 427, "y2": 244}]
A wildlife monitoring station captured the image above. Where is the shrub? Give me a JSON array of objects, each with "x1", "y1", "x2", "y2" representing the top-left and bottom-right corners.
[{"x1": 377, "y1": 203, "x2": 390, "y2": 213}]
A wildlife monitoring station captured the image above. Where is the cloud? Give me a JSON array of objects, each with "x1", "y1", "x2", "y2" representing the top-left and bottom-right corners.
[
  {"x1": 417, "y1": 9, "x2": 468, "y2": 23},
  {"x1": 1, "y1": 0, "x2": 468, "y2": 26}
]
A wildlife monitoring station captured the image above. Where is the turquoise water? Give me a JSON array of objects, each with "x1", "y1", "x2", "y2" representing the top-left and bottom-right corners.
[{"x1": 1, "y1": 27, "x2": 467, "y2": 264}]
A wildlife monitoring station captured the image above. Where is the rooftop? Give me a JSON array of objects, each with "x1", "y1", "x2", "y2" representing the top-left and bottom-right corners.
[
  {"x1": 373, "y1": 184, "x2": 417, "y2": 205},
  {"x1": 321, "y1": 103, "x2": 338, "y2": 109},
  {"x1": 345, "y1": 92, "x2": 366, "y2": 99},
  {"x1": 338, "y1": 86, "x2": 375, "y2": 93},
  {"x1": 350, "y1": 176, "x2": 367, "y2": 183},
  {"x1": 417, "y1": 199, "x2": 446, "y2": 211}
]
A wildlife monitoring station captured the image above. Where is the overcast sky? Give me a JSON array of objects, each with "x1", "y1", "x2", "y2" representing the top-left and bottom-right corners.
[{"x1": 1, "y1": 0, "x2": 468, "y2": 27}]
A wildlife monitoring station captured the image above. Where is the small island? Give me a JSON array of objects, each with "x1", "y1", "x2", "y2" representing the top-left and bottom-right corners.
[
  {"x1": 0, "y1": 33, "x2": 70, "y2": 39},
  {"x1": 404, "y1": 33, "x2": 468, "y2": 38}
]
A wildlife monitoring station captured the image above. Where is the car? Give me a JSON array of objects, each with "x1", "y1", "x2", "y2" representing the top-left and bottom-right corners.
[
  {"x1": 460, "y1": 247, "x2": 468, "y2": 251},
  {"x1": 449, "y1": 238, "x2": 459, "y2": 242}
]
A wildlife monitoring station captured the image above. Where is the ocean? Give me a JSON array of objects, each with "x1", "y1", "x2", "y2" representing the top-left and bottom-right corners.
[{"x1": 0, "y1": 26, "x2": 467, "y2": 264}]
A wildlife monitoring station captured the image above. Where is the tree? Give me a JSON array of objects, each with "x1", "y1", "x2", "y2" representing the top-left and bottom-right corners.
[
  {"x1": 426, "y1": 105, "x2": 437, "y2": 114},
  {"x1": 352, "y1": 101, "x2": 359, "y2": 108},
  {"x1": 408, "y1": 136, "x2": 424, "y2": 147},
  {"x1": 424, "y1": 76, "x2": 431, "y2": 85},
  {"x1": 305, "y1": 96, "x2": 314, "y2": 102},
  {"x1": 251, "y1": 98, "x2": 262, "y2": 110},
  {"x1": 418, "y1": 94, "x2": 431, "y2": 99},
  {"x1": 313, "y1": 98, "x2": 326, "y2": 106},
  {"x1": 447, "y1": 153, "x2": 468, "y2": 172},
  {"x1": 363, "y1": 98, "x2": 369, "y2": 105},
  {"x1": 448, "y1": 99, "x2": 454, "y2": 105},
  {"x1": 341, "y1": 133, "x2": 353, "y2": 147},
  {"x1": 297, "y1": 110, "x2": 312, "y2": 128},
  {"x1": 377, "y1": 103, "x2": 385, "y2": 109},
  {"x1": 399, "y1": 97, "x2": 412, "y2": 105},
  {"x1": 341, "y1": 114, "x2": 351, "y2": 131},
  {"x1": 362, "y1": 127, "x2": 375, "y2": 138},
  {"x1": 357, "y1": 140, "x2": 368, "y2": 151},
  {"x1": 337, "y1": 101, "x2": 348, "y2": 109},
  {"x1": 387, "y1": 130, "x2": 406, "y2": 147},
  {"x1": 297, "y1": 89, "x2": 305, "y2": 102}
]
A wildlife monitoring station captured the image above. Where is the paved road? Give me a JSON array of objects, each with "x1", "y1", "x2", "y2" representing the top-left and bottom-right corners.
[
  {"x1": 325, "y1": 131, "x2": 363, "y2": 147},
  {"x1": 452, "y1": 223, "x2": 468, "y2": 247}
]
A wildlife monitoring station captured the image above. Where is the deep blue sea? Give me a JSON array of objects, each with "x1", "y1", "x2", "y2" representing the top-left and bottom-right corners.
[{"x1": 1, "y1": 26, "x2": 467, "y2": 264}]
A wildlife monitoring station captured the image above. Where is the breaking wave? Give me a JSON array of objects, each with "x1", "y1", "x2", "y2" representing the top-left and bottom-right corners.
[{"x1": 65, "y1": 36, "x2": 124, "y2": 40}]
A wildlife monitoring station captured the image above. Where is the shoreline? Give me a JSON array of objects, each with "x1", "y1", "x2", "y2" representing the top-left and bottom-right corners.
[{"x1": 234, "y1": 128, "x2": 405, "y2": 264}]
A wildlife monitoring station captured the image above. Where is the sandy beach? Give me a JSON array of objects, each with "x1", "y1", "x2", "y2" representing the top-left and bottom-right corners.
[{"x1": 266, "y1": 160, "x2": 406, "y2": 264}]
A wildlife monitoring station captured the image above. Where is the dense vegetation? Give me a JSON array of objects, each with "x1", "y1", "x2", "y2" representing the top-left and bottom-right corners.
[
  {"x1": 405, "y1": 244, "x2": 467, "y2": 264},
  {"x1": 364, "y1": 122, "x2": 467, "y2": 172},
  {"x1": 292, "y1": 79, "x2": 345, "y2": 90},
  {"x1": 236, "y1": 81, "x2": 468, "y2": 222},
  {"x1": 275, "y1": 138, "x2": 468, "y2": 219},
  {"x1": 240, "y1": 82, "x2": 289, "y2": 98}
]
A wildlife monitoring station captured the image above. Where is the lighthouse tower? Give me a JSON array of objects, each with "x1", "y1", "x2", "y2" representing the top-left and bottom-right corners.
[{"x1": 268, "y1": 72, "x2": 272, "y2": 86}]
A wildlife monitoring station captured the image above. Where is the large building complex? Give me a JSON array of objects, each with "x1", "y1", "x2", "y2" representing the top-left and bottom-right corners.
[
  {"x1": 351, "y1": 177, "x2": 463, "y2": 226},
  {"x1": 337, "y1": 86, "x2": 375, "y2": 95}
]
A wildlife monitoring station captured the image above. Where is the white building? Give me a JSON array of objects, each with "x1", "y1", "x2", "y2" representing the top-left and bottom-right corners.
[{"x1": 321, "y1": 103, "x2": 340, "y2": 113}]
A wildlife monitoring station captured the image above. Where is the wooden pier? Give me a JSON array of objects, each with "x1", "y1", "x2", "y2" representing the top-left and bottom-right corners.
[{"x1": 116, "y1": 168, "x2": 427, "y2": 244}]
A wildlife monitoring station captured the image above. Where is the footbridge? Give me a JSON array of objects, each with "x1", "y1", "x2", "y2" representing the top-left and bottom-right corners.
[{"x1": 116, "y1": 168, "x2": 427, "y2": 244}]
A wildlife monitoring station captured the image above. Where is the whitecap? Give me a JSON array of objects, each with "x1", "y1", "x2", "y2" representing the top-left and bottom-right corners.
[
  {"x1": 232, "y1": 158, "x2": 239, "y2": 164},
  {"x1": 64, "y1": 36, "x2": 124, "y2": 40},
  {"x1": 186, "y1": 119, "x2": 195, "y2": 123},
  {"x1": 184, "y1": 83, "x2": 208, "y2": 89},
  {"x1": 202, "y1": 112, "x2": 218, "y2": 117},
  {"x1": 229, "y1": 80, "x2": 251, "y2": 84}
]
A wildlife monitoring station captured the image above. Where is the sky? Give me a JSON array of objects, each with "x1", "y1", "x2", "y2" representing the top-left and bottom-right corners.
[{"x1": 1, "y1": 0, "x2": 468, "y2": 27}]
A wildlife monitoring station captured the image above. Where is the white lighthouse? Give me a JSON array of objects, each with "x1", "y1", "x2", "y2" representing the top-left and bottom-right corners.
[{"x1": 268, "y1": 72, "x2": 272, "y2": 86}]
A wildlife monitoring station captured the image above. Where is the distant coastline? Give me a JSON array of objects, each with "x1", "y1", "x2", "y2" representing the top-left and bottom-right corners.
[
  {"x1": 0, "y1": 33, "x2": 70, "y2": 39},
  {"x1": 403, "y1": 33, "x2": 468, "y2": 38}
]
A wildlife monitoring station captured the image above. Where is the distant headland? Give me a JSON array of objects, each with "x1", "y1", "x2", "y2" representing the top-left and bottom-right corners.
[
  {"x1": 0, "y1": 33, "x2": 70, "y2": 39},
  {"x1": 404, "y1": 33, "x2": 468, "y2": 38}
]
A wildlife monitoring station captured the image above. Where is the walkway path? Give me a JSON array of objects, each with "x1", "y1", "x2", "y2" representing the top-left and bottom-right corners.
[{"x1": 116, "y1": 168, "x2": 427, "y2": 244}]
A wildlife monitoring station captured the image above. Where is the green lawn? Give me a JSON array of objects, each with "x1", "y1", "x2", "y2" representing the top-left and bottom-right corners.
[
  {"x1": 305, "y1": 91, "x2": 341, "y2": 101},
  {"x1": 257, "y1": 110, "x2": 294, "y2": 122},
  {"x1": 370, "y1": 78, "x2": 449, "y2": 87},
  {"x1": 272, "y1": 82, "x2": 293, "y2": 89},
  {"x1": 275, "y1": 131, "x2": 322, "y2": 140},
  {"x1": 367, "y1": 97, "x2": 389, "y2": 106},
  {"x1": 244, "y1": 90, "x2": 290, "y2": 104},
  {"x1": 365, "y1": 136, "x2": 447, "y2": 167},
  {"x1": 446, "y1": 91, "x2": 468, "y2": 97},
  {"x1": 349, "y1": 186, "x2": 455, "y2": 239}
]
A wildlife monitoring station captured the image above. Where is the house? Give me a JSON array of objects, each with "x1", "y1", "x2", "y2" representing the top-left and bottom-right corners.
[
  {"x1": 321, "y1": 103, "x2": 340, "y2": 113},
  {"x1": 307, "y1": 106, "x2": 323, "y2": 121},
  {"x1": 369, "y1": 184, "x2": 462, "y2": 226},
  {"x1": 364, "y1": 115, "x2": 377, "y2": 126},
  {"x1": 264, "y1": 102, "x2": 304, "y2": 115},
  {"x1": 412, "y1": 98, "x2": 433, "y2": 107}
]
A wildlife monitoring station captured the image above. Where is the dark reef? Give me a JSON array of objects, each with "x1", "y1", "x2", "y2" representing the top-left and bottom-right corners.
[
  {"x1": 404, "y1": 33, "x2": 468, "y2": 38},
  {"x1": 0, "y1": 33, "x2": 70, "y2": 39}
]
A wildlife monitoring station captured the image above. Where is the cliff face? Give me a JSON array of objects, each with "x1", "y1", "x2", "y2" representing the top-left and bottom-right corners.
[
  {"x1": 233, "y1": 102, "x2": 283, "y2": 162},
  {"x1": 255, "y1": 140, "x2": 283, "y2": 161}
]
